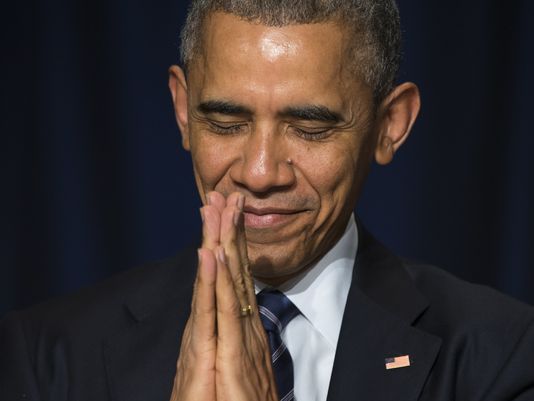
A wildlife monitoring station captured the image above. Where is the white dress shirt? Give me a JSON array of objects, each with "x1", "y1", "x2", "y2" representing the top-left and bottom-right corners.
[{"x1": 256, "y1": 215, "x2": 358, "y2": 401}]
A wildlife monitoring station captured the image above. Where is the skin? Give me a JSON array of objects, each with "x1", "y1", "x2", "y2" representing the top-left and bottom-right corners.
[{"x1": 168, "y1": 12, "x2": 420, "y2": 401}]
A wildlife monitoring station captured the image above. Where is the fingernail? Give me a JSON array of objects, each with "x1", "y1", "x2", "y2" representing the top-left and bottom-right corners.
[
  {"x1": 216, "y1": 247, "x2": 227, "y2": 264},
  {"x1": 238, "y1": 194, "x2": 245, "y2": 211},
  {"x1": 197, "y1": 249, "x2": 202, "y2": 264},
  {"x1": 233, "y1": 209, "x2": 241, "y2": 226},
  {"x1": 200, "y1": 207, "x2": 205, "y2": 223}
]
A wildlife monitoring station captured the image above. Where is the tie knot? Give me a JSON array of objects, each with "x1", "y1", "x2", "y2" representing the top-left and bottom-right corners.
[{"x1": 256, "y1": 289, "x2": 299, "y2": 333}]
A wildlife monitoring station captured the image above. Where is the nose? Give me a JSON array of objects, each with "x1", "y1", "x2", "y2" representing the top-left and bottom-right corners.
[{"x1": 229, "y1": 127, "x2": 296, "y2": 194}]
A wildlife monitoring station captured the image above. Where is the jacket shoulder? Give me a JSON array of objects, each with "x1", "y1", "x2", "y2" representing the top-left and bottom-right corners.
[
  {"x1": 404, "y1": 262, "x2": 534, "y2": 399},
  {"x1": 404, "y1": 262, "x2": 534, "y2": 327},
  {"x1": 0, "y1": 248, "x2": 197, "y2": 400},
  {"x1": 3, "y1": 246, "x2": 197, "y2": 340}
]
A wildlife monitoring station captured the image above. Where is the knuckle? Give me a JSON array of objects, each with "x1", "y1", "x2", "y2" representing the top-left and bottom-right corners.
[
  {"x1": 219, "y1": 299, "x2": 241, "y2": 317},
  {"x1": 221, "y1": 235, "x2": 238, "y2": 248}
]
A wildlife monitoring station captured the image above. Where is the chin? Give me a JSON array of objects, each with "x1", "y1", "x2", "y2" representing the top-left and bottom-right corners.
[
  {"x1": 249, "y1": 249, "x2": 290, "y2": 274},
  {"x1": 248, "y1": 245, "x2": 309, "y2": 283}
]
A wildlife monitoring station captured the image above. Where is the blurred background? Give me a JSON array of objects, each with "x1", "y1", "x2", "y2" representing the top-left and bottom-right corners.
[{"x1": 1, "y1": 0, "x2": 533, "y2": 316}]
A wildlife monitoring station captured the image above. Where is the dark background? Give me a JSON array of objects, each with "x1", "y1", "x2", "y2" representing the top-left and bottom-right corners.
[{"x1": 2, "y1": 0, "x2": 533, "y2": 316}]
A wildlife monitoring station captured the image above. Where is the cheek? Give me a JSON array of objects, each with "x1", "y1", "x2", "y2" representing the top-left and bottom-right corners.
[
  {"x1": 190, "y1": 133, "x2": 235, "y2": 190},
  {"x1": 296, "y1": 142, "x2": 359, "y2": 205}
]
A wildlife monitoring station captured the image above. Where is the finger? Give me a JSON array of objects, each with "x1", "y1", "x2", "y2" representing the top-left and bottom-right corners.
[
  {"x1": 235, "y1": 198, "x2": 257, "y2": 309},
  {"x1": 214, "y1": 246, "x2": 243, "y2": 347},
  {"x1": 219, "y1": 202, "x2": 249, "y2": 311},
  {"x1": 200, "y1": 205, "x2": 221, "y2": 250},
  {"x1": 241, "y1": 254, "x2": 257, "y2": 310},
  {"x1": 190, "y1": 248, "x2": 217, "y2": 347},
  {"x1": 206, "y1": 191, "x2": 226, "y2": 214},
  {"x1": 225, "y1": 191, "x2": 243, "y2": 209},
  {"x1": 223, "y1": 192, "x2": 257, "y2": 307}
]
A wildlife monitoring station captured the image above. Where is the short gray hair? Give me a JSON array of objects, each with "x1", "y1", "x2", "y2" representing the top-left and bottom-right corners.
[{"x1": 180, "y1": 0, "x2": 401, "y2": 101}]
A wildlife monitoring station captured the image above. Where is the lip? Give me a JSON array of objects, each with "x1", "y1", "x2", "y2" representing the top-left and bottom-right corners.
[
  {"x1": 243, "y1": 206, "x2": 303, "y2": 228},
  {"x1": 243, "y1": 206, "x2": 299, "y2": 215}
]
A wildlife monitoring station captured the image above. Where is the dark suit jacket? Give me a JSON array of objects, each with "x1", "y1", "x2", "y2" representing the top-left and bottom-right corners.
[{"x1": 2, "y1": 226, "x2": 534, "y2": 401}]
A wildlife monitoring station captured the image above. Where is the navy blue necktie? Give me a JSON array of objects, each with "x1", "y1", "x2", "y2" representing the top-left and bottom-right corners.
[{"x1": 256, "y1": 289, "x2": 300, "y2": 401}]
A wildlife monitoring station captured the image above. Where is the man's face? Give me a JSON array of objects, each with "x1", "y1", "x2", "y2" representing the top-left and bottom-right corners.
[{"x1": 176, "y1": 13, "x2": 380, "y2": 283}]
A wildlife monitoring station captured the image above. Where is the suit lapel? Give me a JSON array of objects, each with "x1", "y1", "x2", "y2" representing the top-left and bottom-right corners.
[
  {"x1": 103, "y1": 248, "x2": 197, "y2": 401},
  {"x1": 327, "y1": 225, "x2": 442, "y2": 401}
]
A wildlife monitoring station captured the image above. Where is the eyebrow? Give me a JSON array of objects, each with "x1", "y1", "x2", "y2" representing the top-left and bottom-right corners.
[
  {"x1": 197, "y1": 100, "x2": 343, "y2": 123},
  {"x1": 197, "y1": 100, "x2": 252, "y2": 116},
  {"x1": 280, "y1": 105, "x2": 344, "y2": 123}
]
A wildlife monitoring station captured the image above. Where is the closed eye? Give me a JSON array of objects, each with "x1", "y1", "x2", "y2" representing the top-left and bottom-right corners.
[
  {"x1": 292, "y1": 126, "x2": 333, "y2": 140},
  {"x1": 208, "y1": 121, "x2": 247, "y2": 135}
]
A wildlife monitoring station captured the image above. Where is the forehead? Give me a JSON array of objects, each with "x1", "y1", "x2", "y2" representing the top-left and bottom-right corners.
[
  {"x1": 189, "y1": 12, "x2": 368, "y2": 111},
  {"x1": 201, "y1": 12, "x2": 345, "y2": 57}
]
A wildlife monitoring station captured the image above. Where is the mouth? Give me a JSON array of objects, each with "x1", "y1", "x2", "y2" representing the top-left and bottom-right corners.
[{"x1": 243, "y1": 206, "x2": 305, "y2": 229}]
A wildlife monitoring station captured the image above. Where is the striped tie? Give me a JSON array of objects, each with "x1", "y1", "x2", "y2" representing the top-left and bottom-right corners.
[{"x1": 256, "y1": 289, "x2": 300, "y2": 401}]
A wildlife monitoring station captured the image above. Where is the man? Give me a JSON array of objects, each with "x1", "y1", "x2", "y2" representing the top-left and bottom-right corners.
[{"x1": 1, "y1": 1, "x2": 534, "y2": 400}]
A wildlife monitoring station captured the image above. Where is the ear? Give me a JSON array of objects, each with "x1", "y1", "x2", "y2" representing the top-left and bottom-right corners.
[
  {"x1": 168, "y1": 65, "x2": 191, "y2": 151},
  {"x1": 374, "y1": 82, "x2": 420, "y2": 165}
]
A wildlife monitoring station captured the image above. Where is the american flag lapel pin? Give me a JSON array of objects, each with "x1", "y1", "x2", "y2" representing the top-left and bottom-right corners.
[{"x1": 385, "y1": 355, "x2": 411, "y2": 370}]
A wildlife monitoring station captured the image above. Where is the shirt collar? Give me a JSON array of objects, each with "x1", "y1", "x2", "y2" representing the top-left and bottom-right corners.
[{"x1": 255, "y1": 214, "x2": 358, "y2": 348}]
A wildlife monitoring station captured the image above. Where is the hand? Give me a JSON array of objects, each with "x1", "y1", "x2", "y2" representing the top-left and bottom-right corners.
[
  {"x1": 169, "y1": 192, "x2": 224, "y2": 401},
  {"x1": 170, "y1": 192, "x2": 279, "y2": 401},
  {"x1": 212, "y1": 192, "x2": 279, "y2": 401}
]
